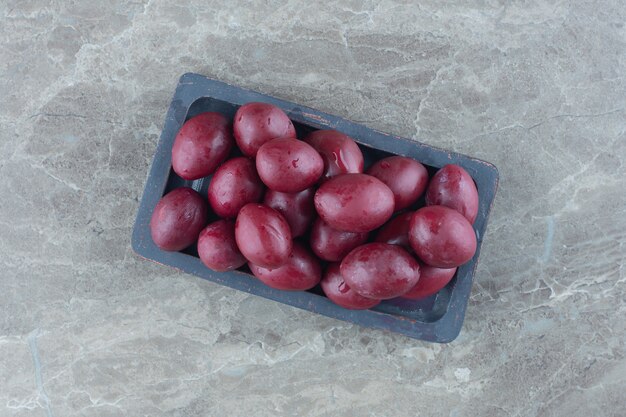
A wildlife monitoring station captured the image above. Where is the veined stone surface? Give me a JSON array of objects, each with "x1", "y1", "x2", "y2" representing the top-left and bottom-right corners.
[{"x1": 0, "y1": 1, "x2": 624, "y2": 416}]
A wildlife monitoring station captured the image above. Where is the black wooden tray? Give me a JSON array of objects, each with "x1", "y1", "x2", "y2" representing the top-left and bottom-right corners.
[{"x1": 132, "y1": 73, "x2": 499, "y2": 343}]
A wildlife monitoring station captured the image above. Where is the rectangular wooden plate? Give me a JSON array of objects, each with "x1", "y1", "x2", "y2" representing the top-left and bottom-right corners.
[{"x1": 132, "y1": 73, "x2": 499, "y2": 343}]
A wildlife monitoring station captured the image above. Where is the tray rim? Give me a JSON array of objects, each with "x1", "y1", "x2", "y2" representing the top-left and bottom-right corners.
[{"x1": 131, "y1": 72, "x2": 500, "y2": 343}]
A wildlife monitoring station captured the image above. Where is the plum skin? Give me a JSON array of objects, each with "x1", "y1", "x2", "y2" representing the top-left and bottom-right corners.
[
  {"x1": 263, "y1": 188, "x2": 316, "y2": 238},
  {"x1": 402, "y1": 262, "x2": 457, "y2": 299},
  {"x1": 303, "y1": 130, "x2": 364, "y2": 180},
  {"x1": 150, "y1": 187, "x2": 208, "y2": 251},
  {"x1": 256, "y1": 137, "x2": 324, "y2": 193},
  {"x1": 233, "y1": 102, "x2": 296, "y2": 157},
  {"x1": 310, "y1": 218, "x2": 369, "y2": 262},
  {"x1": 171, "y1": 112, "x2": 233, "y2": 180},
  {"x1": 409, "y1": 205, "x2": 477, "y2": 268},
  {"x1": 367, "y1": 156, "x2": 429, "y2": 211},
  {"x1": 426, "y1": 164, "x2": 479, "y2": 224},
  {"x1": 374, "y1": 212, "x2": 414, "y2": 251},
  {"x1": 314, "y1": 173, "x2": 395, "y2": 232},
  {"x1": 321, "y1": 263, "x2": 380, "y2": 310},
  {"x1": 235, "y1": 203, "x2": 293, "y2": 269},
  {"x1": 340, "y1": 243, "x2": 421, "y2": 300},
  {"x1": 197, "y1": 220, "x2": 246, "y2": 272},
  {"x1": 208, "y1": 157, "x2": 265, "y2": 218},
  {"x1": 249, "y1": 242, "x2": 321, "y2": 291}
]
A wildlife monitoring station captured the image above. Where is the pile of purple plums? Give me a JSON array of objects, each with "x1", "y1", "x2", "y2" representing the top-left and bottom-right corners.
[{"x1": 150, "y1": 103, "x2": 479, "y2": 309}]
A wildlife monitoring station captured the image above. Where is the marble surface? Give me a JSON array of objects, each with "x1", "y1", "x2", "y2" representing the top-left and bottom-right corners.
[{"x1": 1, "y1": 0, "x2": 625, "y2": 416}]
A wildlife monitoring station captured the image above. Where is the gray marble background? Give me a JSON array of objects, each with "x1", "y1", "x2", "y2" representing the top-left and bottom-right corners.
[{"x1": 1, "y1": 0, "x2": 625, "y2": 416}]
